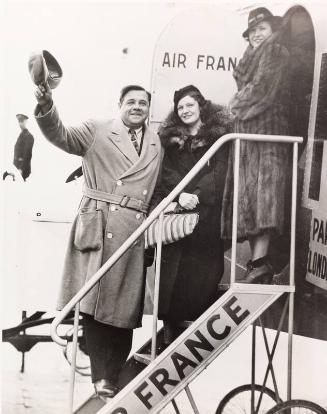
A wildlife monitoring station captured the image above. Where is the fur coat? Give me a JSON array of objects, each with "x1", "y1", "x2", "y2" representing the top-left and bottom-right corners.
[
  {"x1": 221, "y1": 33, "x2": 291, "y2": 240},
  {"x1": 230, "y1": 32, "x2": 290, "y2": 122},
  {"x1": 159, "y1": 101, "x2": 232, "y2": 151}
]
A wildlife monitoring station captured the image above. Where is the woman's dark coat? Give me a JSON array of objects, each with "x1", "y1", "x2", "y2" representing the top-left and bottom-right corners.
[
  {"x1": 221, "y1": 33, "x2": 291, "y2": 240},
  {"x1": 152, "y1": 102, "x2": 232, "y2": 322}
]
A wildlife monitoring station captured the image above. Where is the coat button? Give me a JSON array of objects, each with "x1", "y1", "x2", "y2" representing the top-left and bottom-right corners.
[
  {"x1": 117, "y1": 180, "x2": 123, "y2": 186},
  {"x1": 142, "y1": 189, "x2": 148, "y2": 195},
  {"x1": 107, "y1": 232, "x2": 113, "y2": 239},
  {"x1": 110, "y1": 205, "x2": 116, "y2": 212},
  {"x1": 136, "y1": 213, "x2": 141, "y2": 219}
]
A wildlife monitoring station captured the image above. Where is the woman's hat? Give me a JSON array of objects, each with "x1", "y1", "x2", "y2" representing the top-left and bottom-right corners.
[
  {"x1": 173, "y1": 85, "x2": 206, "y2": 114},
  {"x1": 242, "y1": 7, "x2": 283, "y2": 39},
  {"x1": 28, "y1": 50, "x2": 63, "y2": 89},
  {"x1": 173, "y1": 85, "x2": 201, "y2": 106}
]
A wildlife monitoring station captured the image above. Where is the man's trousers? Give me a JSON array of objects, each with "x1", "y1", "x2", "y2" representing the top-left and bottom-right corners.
[{"x1": 83, "y1": 314, "x2": 133, "y2": 383}]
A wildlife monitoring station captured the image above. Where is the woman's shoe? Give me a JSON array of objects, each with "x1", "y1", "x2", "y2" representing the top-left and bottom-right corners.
[
  {"x1": 94, "y1": 379, "x2": 120, "y2": 400},
  {"x1": 240, "y1": 261, "x2": 274, "y2": 284}
]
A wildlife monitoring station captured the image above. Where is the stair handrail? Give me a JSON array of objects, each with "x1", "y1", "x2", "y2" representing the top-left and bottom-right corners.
[{"x1": 50, "y1": 133, "x2": 302, "y2": 347}]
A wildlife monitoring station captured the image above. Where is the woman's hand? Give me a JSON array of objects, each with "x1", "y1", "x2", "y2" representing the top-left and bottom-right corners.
[
  {"x1": 34, "y1": 83, "x2": 53, "y2": 114},
  {"x1": 178, "y1": 192, "x2": 199, "y2": 210}
]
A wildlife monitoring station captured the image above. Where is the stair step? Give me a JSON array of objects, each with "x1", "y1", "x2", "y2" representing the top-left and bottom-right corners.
[
  {"x1": 133, "y1": 353, "x2": 152, "y2": 365},
  {"x1": 74, "y1": 393, "x2": 105, "y2": 414}
]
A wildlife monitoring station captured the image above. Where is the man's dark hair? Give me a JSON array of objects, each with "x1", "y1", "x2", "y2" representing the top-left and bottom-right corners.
[{"x1": 119, "y1": 85, "x2": 151, "y2": 104}]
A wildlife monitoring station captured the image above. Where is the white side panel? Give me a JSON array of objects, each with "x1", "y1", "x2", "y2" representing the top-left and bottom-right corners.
[{"x1": 150, "y1": 5, "x2": 244, "y2": 127}]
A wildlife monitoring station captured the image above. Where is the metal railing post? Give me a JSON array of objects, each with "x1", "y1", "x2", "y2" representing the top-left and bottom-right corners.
[
  {"x1": 185, "y1": 385, "x2": 200, "y2": 414},
  {"x1": 151, "y1": 211, "x2": 164, "y2": 360},
  {"x1": 251, "y1": 324, "x2": 256, "y2": 414},
  {"x1": 287, "y1": 142, "x2": 299, "y2": 401},
  {"x1": 68, "y1": 303, "x2": 80, "y2": 414},
  {"x1": 231, "y1": 138, "x2": 240, "y2": 284}
]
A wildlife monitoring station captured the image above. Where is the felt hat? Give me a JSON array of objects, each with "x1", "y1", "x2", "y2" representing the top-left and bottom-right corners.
[
  {"x1": 242, "y1": 7, "x2": 283, "y2": 39},
  {"x1": 16, "y1": 114, "x2": 29, "y2": 121},
  {"x1": 28, "y1": 50, "x2": 63, "y2": 89}
]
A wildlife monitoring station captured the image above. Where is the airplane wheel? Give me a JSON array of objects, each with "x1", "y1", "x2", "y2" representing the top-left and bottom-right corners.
[
  {"x1": 266, "y1": 400, "x2": 327, "y2": 414},
  {"x1": 216, "y1": 384, "x2": 281, "y2": 414}
]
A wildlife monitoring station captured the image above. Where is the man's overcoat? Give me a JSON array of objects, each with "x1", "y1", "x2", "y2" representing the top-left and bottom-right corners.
[{"x1": 36, "y1": 105, "x2": 161, "y2": 328}]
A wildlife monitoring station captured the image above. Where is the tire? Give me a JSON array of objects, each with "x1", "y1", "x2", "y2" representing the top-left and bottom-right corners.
[
  {"x1": 266, "y1": 400, "x2": 327, "y2": 414},
  {"x1": 216, "y1": 384, "x2": 281, "y2": 414}
]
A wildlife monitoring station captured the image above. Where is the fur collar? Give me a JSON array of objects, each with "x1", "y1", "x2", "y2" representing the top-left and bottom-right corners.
[
  {"x1": 158, "y1": 101, "x2": 232, "y2": 150},
  {"x1": 230, "y1": 31, "x2": 290, "y2": 121},
  {"x1": 233, "y1": 31, "x2": 283, "y2": 90}
]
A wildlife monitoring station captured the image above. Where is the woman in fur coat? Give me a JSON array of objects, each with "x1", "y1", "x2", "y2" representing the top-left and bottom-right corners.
[
  {"x1": 221, "y1": 7, "x2": 291, "y2": 284},
  {"x1": 152, "y1": 84, "x2": 232, "y2": 345}
]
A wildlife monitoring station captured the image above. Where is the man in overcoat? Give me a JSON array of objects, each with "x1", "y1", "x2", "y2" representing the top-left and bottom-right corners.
[
  {"x1": 34, "y1": 82, "x2": 161, "y2": 399},
  {"x1": 13, "y1": 114, "x2": 34, "y2": 181}
]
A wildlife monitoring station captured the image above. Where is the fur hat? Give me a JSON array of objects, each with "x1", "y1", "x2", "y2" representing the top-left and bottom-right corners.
[
  {"x1": 173, "y1": 85, "x2": 206, "y2": 113},
  {"x1": 28, "y1": 50, "x2": 63, "y2": 89},
  {"x1": 243, "y1": 7, "x2": 282, "y2": 39},
  {"x1": 159, "y1": 101, "x2": 232, "y2": 150}
]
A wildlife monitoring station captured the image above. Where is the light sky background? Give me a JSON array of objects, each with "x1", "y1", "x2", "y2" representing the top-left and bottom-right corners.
[
  {"x1": 1, "y1": 0, "x2": 246, "y2": 180},
  {"x1": 2, "y1": 0, "x2": 188, "y2": 183}
]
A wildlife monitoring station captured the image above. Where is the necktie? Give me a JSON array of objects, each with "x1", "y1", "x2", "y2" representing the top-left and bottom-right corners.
[{"x1": 129, "y1": 128, "x2": 140, "y2": 155}]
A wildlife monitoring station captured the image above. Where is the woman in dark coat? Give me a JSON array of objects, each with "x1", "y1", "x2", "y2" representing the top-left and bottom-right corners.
[
  {"x1": 152, "y1": 85, "x2": 232, "y2": 344},
  {"x1": 221, "y1": 7, "x2": 291, "y2": 284}
]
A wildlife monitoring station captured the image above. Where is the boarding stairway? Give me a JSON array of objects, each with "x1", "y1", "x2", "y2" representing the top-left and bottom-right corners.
[
  {"x1": 75, "y1": 284, "x2": 293, "y2": 414},
  {"x1": 50, "y1": 133, "x2": 302, "y2": 414}
]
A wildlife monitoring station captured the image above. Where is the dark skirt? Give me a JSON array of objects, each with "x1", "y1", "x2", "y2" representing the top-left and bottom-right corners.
[
  {"x1": 221, "y1": 108, "x2": 290, "y2": 240},
  {"x1": 158, "y1": 206, "x2": 225, "y2": 322}
]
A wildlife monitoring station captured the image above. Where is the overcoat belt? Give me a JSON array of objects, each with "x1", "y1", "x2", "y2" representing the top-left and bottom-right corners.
[{"x1": 35, "y1": 105, "x2": 161, "y2": 328}]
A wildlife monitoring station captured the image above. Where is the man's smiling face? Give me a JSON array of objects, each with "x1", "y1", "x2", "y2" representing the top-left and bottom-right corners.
[{"x1": 119, "y1": 90, "x2": 150, "y2": 128}]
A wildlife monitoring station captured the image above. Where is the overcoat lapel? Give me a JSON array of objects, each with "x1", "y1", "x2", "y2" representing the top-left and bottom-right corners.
[
  {"x1": 119, "y1": 126, "x2": 159, "y2": 179},
  {"x1": 107, "y1": 118, "x2": 140, "y2": 164}
]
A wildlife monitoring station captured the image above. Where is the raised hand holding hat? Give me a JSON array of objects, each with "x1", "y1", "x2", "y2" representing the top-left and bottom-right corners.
[
  {"x1": 28, "y1": 50, "x2": 62, "y2": 89},
  {"x1": 34, "y1": 82, "x2": 53, "y2": 114}
]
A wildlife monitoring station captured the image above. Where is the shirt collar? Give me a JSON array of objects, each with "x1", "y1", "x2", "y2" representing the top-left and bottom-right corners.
[{"x1": 122, "y1": 123, "x2": 143, "y2": 135}]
